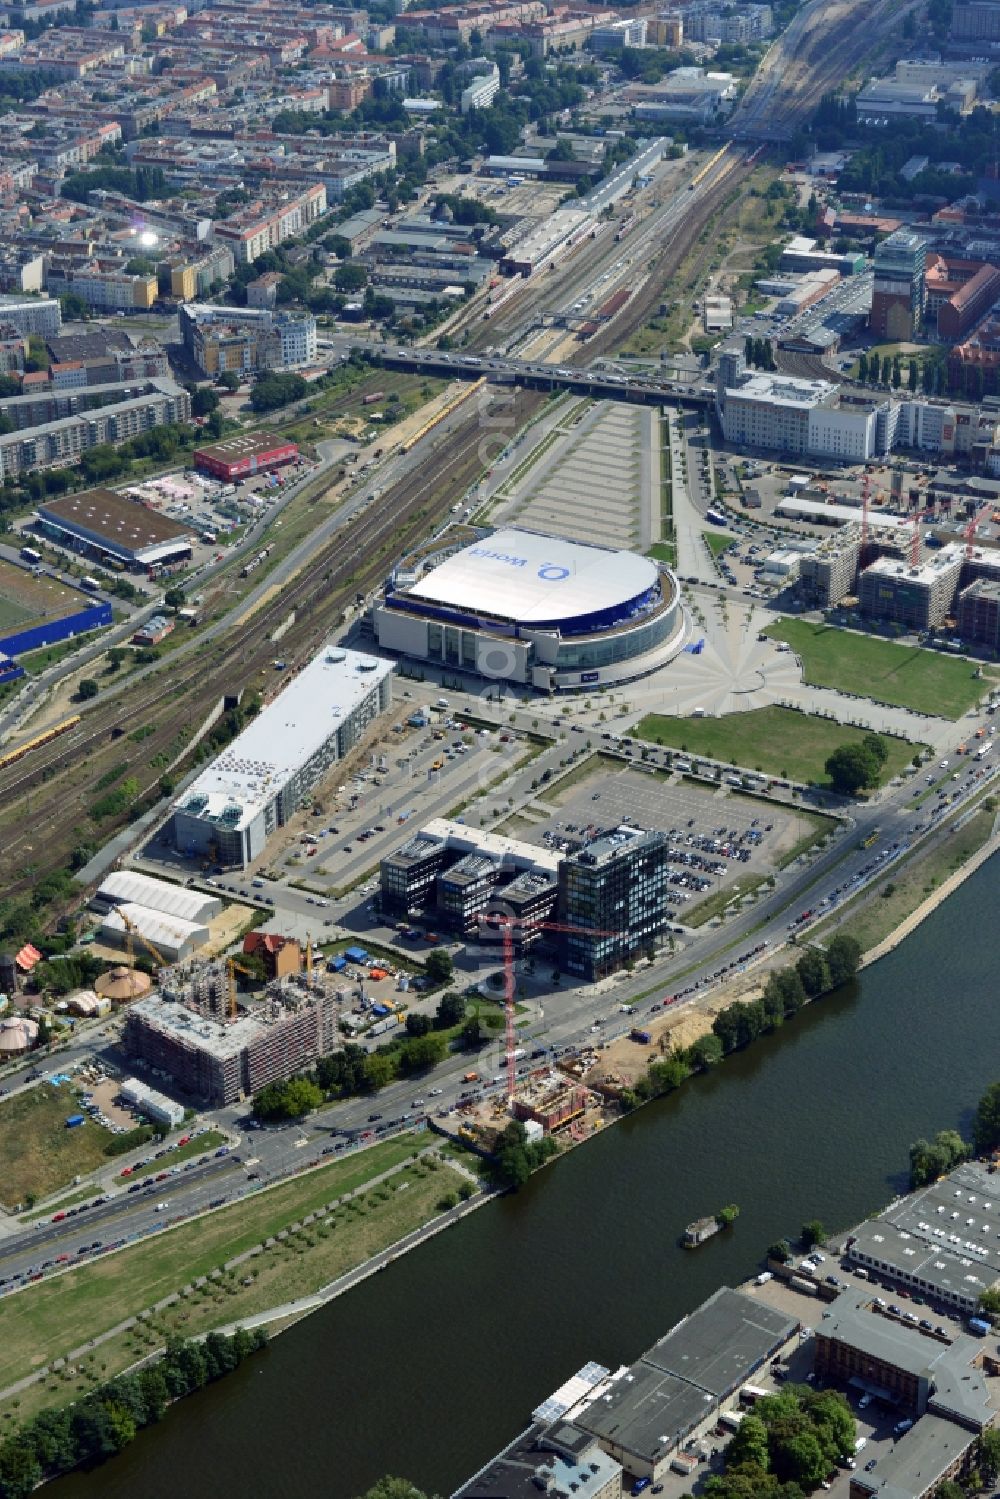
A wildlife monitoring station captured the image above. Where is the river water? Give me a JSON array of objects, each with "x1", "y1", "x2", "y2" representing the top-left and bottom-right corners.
[{"x1": 51, "y1": 855, "x2": 1000, "y2": 1499}]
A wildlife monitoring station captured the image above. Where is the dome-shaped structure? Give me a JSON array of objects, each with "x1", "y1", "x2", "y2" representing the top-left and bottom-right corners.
[
  {"x1": 95, "y1": 966, "x2": 153, "y2": 1004},
  {"x1": 0, "y1": 1016, "x2": 38, "y2": 1053}
]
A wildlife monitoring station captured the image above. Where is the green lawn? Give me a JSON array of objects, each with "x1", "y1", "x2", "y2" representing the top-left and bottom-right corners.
[
  {"x1": 703, "y1": 530, "x2": 733, "y2": 559},
  {"x1": 634, "y1": 706, "x2": 919, "y2": 787},
  {"x1": 0, "y1": 1136, "x2": 423, "y2": 1390},
  {"x1": 113, "y1": 1131, "x2": 227, "y2": 1184},
  {"x1": 0, "y1": 1086, "x2": 114, "y2": 1211},
  {"x1": 766, "y1": 620, "x2": 986, "y2": 720},
  {"x1": 647, "y1": 542, "x2": 677, "y2": 566}
]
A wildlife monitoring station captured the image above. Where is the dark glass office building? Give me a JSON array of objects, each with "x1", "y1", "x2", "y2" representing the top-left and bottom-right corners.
[{"x1": 558, "y1": 828, "x2": 670, "y2": 980}]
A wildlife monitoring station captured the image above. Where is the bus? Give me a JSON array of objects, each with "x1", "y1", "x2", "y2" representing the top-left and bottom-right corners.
[
  {"x1": 977, "y1": 741, "x2": 994, "y2": 760},
  {"x1": 859, "y1": 827, "x2": 880, "y2": 849},
  {"x1": 19, "y1": 546, "x2": 41, "y2": 565}
]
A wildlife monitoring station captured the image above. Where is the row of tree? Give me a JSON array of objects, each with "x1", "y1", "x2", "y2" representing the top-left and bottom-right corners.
[
  {"x1": 0, "y1": 1331, "x2": 268, "y2": 1498},
  {"x1": 621, "y1": 936, "x2": 862, "y2": 1111}
]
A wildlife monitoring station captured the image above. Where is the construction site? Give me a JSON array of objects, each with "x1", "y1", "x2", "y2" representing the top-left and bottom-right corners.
[{"x1": 121, "y1": 952, "x2": 343, "y2": 1106}]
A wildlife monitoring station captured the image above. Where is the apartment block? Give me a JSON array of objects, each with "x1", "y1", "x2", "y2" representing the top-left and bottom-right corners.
[
  {"x1": 179, "y1": 303, "x2": 317, "y2": 375},
  {"x1": 213, "y1": 181, "x2": 327, "y2": 263}
]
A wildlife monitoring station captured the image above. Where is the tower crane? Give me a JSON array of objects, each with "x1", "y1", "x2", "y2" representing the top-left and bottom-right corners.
[
  {"x1": 118, "y1": 909, "x2": 169, "y2": 983},
  {"x1": 225, "y1": 956, "x2": 264, "y2": 1020},
  {"x1": 478, "y1": 912, "x2": 633, "y2": 1103},
  {"x1": 965, "y1": 500, "x2": 995, "y2": 559}
]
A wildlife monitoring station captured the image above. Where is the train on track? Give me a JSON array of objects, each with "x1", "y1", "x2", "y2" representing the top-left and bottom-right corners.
[{"x1": 0, "y1": 715, "x2": 81, "y2": 773}]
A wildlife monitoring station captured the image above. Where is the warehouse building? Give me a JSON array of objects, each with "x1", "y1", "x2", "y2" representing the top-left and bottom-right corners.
[
  {"x1": 193, "y1": 431, "x2": 299, "y2": 481},
  {"x1": 374, "y1": 529, "x2": 684, "y2": 691},
  {"x1": 171, "y1": 646, "x2": 394, "y2": 868},
  {"x1": 844, "y1": 1159, "x2": 1000, "y2": 1314},
  {"x1": 92, "y1": 871, "x2": 222, "y2": 925},
  {"x1": 101, "y1": 902, "x2": 210, "y2": 963},
  {"x1": 37, "y1": 486, "x2": 197, "y2": 571},
  {"x1": 118, "y1": 1077, "x2": 185, "y2": 1127},
  {"x1": 572, "y1": 1289, "x2": 798, "y2": 1481}
]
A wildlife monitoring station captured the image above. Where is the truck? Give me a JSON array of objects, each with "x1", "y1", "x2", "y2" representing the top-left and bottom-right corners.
[
  {"x1": 463, "y1": 1071, "x2": 480, "y2": 1083},
  {"x1": 369, "y1": 1016, "x2": 398, "y2": 1037},
  {"x1": 969, "y1": 1316, "x2": 992, "y2": 1336},
  {"x1": 81, "y1": 576, "x2": 101, "y2": 592},
  {"x1": 629, "y1": 1028, "x2": 652, "y2": 1044},
  {"x1": 19, "y1": 545, "x2": 41, "y2": 565},
  {"x1": 65, "y1": 1114, "x2": 85, "y2": 1128}
]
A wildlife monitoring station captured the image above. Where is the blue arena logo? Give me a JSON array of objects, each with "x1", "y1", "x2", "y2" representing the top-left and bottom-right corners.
[
  {"x1": 469, "y1": 547, "x2": 527, "y2": 567},
  {"x1": 538, "y1": 564, "x2": 570, "y2": 581}
]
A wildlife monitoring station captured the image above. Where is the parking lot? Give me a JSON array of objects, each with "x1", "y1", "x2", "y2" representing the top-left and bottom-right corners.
[{"x1": 507, "y1": 760, "x2": 816, "y2": 913}]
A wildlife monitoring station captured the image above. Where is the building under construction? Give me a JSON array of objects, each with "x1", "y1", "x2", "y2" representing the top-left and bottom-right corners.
[
  {"x1": 798, "y1": 521, "x2": 909, "y2": 608},
  {"x1": 122, "y1": 959, "x2": 340, "y2": 1105},
  {"x1": 858, "y1": 545, "x2": 965, "y2": 630},
  {"x1": 511, "y1": 1069, "x2": 592, "y2": 1135}
]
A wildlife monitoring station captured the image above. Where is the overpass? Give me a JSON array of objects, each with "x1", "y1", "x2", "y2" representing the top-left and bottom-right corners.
[{"x1": 363, "y1": 346, "x2": 713, "y2": 411}]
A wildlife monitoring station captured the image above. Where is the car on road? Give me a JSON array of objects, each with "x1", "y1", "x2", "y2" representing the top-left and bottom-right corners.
[{"x1": 154, "y1": 1202, "x2": 169, "y2": 1212}]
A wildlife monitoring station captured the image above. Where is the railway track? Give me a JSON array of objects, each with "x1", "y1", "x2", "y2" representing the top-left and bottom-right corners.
[{"x1": 0, "y1": 389, "x2": 541, "y2": 890}]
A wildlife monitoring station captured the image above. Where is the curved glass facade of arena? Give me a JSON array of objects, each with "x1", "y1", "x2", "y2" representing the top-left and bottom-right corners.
[{"x1": 380, "y1": 569, "x2": 681, "y2": 684}]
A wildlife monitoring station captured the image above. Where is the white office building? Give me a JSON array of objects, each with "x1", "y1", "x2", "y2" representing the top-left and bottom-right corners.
[
  {"x1": 171, "y1": 646, "x2": 394, "y2": 868},
  {"x1": 720, "y1": 371, "x2": 880, "y2": 461},
  {"x1": 461, "y1": 65, "x2": 501, "y2": 112}
]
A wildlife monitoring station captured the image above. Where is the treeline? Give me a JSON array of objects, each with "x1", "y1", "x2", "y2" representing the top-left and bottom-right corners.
[
  {"x1": 910, "y1": 1080, "x2": 1000, "y2": 1190},
  {"x1": 61, "y1": 165, "x2": 170, "y2": 205},
  {"x1": 622, "y1": 935, "x2": 862, "y2": 1110},
  {"x1": 809, "y1": 93, "x2": 993, "y2": 203},
  {"x1": 0, "y1": 1330, "x2": 268, "y2": 1498},
  {"x1": 251, "y1": 989, "x2": 481, "y2": 1120}
]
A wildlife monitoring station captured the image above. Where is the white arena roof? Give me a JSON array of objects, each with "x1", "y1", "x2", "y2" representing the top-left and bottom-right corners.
[{"x1": 407, "y1": 529, "x2": 659, "y2": 628}]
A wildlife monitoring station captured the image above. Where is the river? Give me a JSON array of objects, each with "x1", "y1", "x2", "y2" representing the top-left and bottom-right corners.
[{"x1": 50, "y1": 854, "x2": 1000, "y2": 1499}]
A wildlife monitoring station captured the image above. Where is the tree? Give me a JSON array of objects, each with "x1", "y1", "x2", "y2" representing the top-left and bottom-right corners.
[
  {"x1": 493, "y1": 1119, "x2": 532, "y2": 1189},
  {"x1": 405, "y1": 1011, "x2": 430, "y2": 1037},
  {"x1": 687, "y1": 1032, "x2": 724, "y2": 1068},
  {"x1": 801, "y1": 1219, "x2": 826, "y2": 1248},
  {"x1": 163, "y1": 586, "x2": 185, "y2": 611},
  {"x1": 908, "y1": 358, "x2": 918, "y2": 392},
  {"x1": 424, "y1": 948, "x2": 453, "y2": 986},
  {"x1": 824, "y1": 741, "x2": 882, "y2": 794},
  {"x1": 362, "y1": 1051, "x2": 398, "y2": 1091},
  {"x1": 217, "y1": 370, "x2": 241, "y2": 391},
  {"x1": 0, "y1": 1437, "x2": 43, "y2": 1499},
  {"x1": 934, "y1": 1484, "x2": 964, "y2": 1499},
  {"x1": 795, "y1": 947, "x2": 830, "y2": 998},
  {"x1": 397, "y1": 1032, "x2": 446, "y2": 1073},
  {"x1": 77, "y1": 678, "x2": 99, "y2": 700},
  {"x1": 881, "y1": 355, "x2": 892, "y2": 386},
  {"x1": 251, "y1": 1076, "x2": 322, "y2": 1120},
  {"x1": 191, "y1": 386, "x2": 220, "y2": 418},
  {"x1": 858, "y1": 352, "x2": 869, "y2": 383},
  {"x1": 461, "y1": 1015, "x2": 483, "y2": 1049},
  {"x1": 977, "y1": 1427, "x2": 1000, "y2": 1484},
  {"x1": 773, "y1": 1428, "x2": 827, "y2": 1489},
  {"x1": 764, "y1": 968, "x2": 807, "y2": 1017},
  {"x1": 335, "y1": 262, "x2": 368, "y2": 292},
  {"x1": 767, "y1": 1238, "x2": 791, "y2": 1263},
  {"x1": 863, "y1": 732, "x2": 888, "y2": 768},
  {"x1": 357, "y1": 1479, "x2": 429, "y2": 1499},
  {"x1": 826, "y1": 934, "x2": 862, "y2": 988},
  {"x1": 434, "y1": 990, "x2": 466, "y2": 1028},
  {"x1": 910, "y1": 1129, "x2": 969, "y2": 1187},
  {"x1": 727, "y1": 1413, "x2": 770, "y2": 1471},
  {"x1": 973, "y1": 1081, "x2": 1000, "y2": 1154}
]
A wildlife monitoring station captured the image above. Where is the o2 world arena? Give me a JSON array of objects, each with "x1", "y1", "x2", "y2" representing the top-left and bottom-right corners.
[{"x1": 373, "y1": 528, "x2": 686, "y2": 691}]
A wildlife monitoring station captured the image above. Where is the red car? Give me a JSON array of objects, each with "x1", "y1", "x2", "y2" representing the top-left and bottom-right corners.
[
  {"x1": 120, "y1": 1166, "x2": 132, "y2": 1177},
  {"x1": 51, "y1": 1211, "x2": 66, "y2": 1222},
  {"x1": 177, "y1": 1136, "x2": 191, "y2": 1146}
]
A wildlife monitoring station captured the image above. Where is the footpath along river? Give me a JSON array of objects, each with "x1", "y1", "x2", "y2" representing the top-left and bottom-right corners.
[{"x1": 51, "y1": 854, "x2": 1000, "y2": 1499}]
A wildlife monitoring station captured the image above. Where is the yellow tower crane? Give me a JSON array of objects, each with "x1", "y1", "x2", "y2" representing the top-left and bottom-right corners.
[{"x1": 118, "y1": 908, "x2": 169, "y2": 980}]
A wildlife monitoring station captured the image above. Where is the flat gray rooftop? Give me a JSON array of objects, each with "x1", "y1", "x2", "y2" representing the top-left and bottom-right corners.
[
  {"x1": 573, "y1": 1362, "x2": 715, "y2": 1463},
  {"x1": 850, "y1": 1414, "x2": 975, "y2": 1499},
  {"x1": 644, "y1": 1287, "x2": 798, "y2": 1397}
]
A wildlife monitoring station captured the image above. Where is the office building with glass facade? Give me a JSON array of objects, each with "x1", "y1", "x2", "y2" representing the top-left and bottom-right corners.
[{"x1": 558, "y1": 828, "x2": 670, "y2": 980}]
